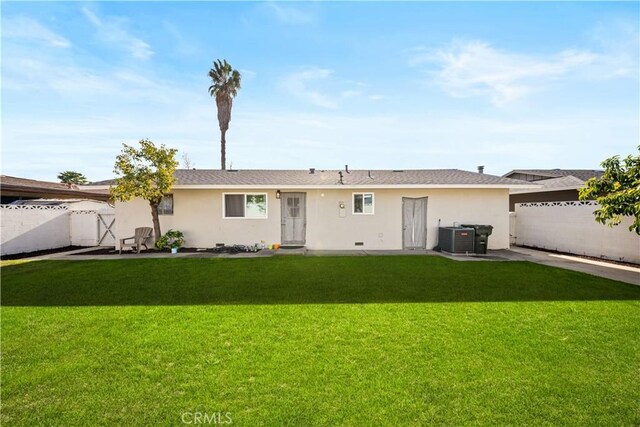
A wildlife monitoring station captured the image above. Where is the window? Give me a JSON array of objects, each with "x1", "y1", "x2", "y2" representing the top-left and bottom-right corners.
[
  {"x1": 286, "y1": 196, "x2": 301, "y2": 217},
  {"x1": 353, "y1": 192, "x2": 374, "y2": 214},
  {"x1": 158, "y1": 194, "x2": 173, "y2": 215},
  {"x1": 224, "y1": 193, "x2": 267, "y2": 218}
]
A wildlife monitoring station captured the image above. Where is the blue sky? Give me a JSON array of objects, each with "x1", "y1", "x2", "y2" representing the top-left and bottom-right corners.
[{"x1": 2, "y1": 1, "x2": 638, "y2": 181}]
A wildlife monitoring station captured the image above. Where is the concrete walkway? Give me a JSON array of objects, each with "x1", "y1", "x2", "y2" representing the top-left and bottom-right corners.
[
  {"x1": 17, "y1": 245, "x2": 639, "y2": 286},
  {"x1": 506, "y1": 246, "x2": 639, "y2": 286}
]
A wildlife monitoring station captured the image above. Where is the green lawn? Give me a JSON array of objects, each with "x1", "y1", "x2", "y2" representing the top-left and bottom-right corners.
[{"x1": 2, "y1": 256, "x2": 639, "y2": 426}]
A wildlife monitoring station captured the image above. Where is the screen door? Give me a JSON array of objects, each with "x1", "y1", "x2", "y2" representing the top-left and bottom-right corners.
[
  {"x1": 402, "y1": 197, "x2": 428, "y2": 249},
  {"x1": 281, "y1": 192, "x2": 306, "y2": 245}
]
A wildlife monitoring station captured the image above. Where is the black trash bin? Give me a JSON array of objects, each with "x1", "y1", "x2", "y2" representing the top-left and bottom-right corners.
[{"x1": 461, "y1": 224, "x2": 494, "y2": 254}]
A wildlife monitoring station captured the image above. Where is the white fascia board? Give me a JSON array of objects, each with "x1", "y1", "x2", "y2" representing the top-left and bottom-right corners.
[{"x1": 171, "y1": 184, "x2": 541, "y2": 190}]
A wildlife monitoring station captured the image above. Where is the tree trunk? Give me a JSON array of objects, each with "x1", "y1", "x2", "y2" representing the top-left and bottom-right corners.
[
  {"x1": 220, "y1": 129, "x2": 227, "y2": 170},
  {"x1": 150, "y1": 201, "x2": 162, "y2": 246}
]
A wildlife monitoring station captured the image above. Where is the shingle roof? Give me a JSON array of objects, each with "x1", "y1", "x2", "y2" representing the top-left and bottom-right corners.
[
  {"x1": 1, "y1": 175, "x2": 109, "y2": 200},
  {"x1": 510, "y1": 175, "x2": 585, "y2": 194},
  {"x1": 92, "y1": 169, "x2": 532, "y2": 187},
  {"x1": 504, "y1": 169, "x2": 604, "y2": 181},
  {"x1": 2, "y1": 175, "x2": 82, "y2": 190}
]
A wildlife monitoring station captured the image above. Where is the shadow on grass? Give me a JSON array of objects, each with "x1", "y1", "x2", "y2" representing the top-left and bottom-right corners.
[{"x1": 1, "y1": 257, "x2": 639, "y2": 306}]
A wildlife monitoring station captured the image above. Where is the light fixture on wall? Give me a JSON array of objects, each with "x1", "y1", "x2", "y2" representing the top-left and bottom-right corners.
[{"x1": 276, "y1": 190, "x2": 281, "y2": 199}]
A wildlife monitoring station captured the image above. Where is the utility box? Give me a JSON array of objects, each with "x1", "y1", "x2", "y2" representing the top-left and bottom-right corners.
[
  {"x1": 461, "y1": 224, "x2": 494, "y2": 254},
  {"x1": 438, "y1": 227, "x2": 475, "y2": 253}
]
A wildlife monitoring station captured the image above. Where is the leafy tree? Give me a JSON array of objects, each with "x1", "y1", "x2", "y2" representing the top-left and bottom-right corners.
[
  {"x1": 208, "y1": 59, "x2": 241, "y2": 170},
  {"x1": 111, "y1": 139, "x2": 178, "y2": 241},
  {"x1": 58, "y1": 171, "x2": 88, "y2": 185},
  {"x1": 579, "y1": 146, "x2": 640, "y2": 234}
]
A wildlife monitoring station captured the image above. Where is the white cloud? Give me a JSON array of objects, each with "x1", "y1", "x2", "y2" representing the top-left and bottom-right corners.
[
  {"x1": 2, "y1": 56, "x2": 117, "y2": 93},
  {"x1": 2, "y1": 49, "x2": 196, "y2": 107},
  {"x1": 340, "y1": 90, "x2": 362, "y2": 98},
  {"x1": 412, "y1": 40, "x2": 598, "y2": 106},
  {"x1": 239, "y1": 69, "x2": 257, "y2": 80},
  {"x1": 81, "y1": 7, "x2": 153, "y2": 60},
  {"x1": 281, "y1": 68, "x2": 381, "y2": 108},
  {"x1": 162, "y1": 21, "x2": 203, "y2": 57},
  {"x1": 281, "y1": 68, "x2": 338, "y2": 109},
  {"x1": 265, "y1": 2, "x2": 314, "y2": 25},
  {"x1": 587, "y1": 19, "x2": 640, "y2": 80},
  {"x1": 2, "y1": 16, "x2": 70, "y2": 48}
]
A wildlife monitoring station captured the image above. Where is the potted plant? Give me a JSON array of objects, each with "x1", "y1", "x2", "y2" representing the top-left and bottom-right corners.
[{"x1": 155, "y1": 229, "x2": 185, "y2": 254}]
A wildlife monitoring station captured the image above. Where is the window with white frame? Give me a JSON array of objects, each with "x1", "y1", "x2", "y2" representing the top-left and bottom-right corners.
[
  {"x1": 353, "y1": 192, "x2": 374, "y2": 214},
  {"x1": 224, "y1": 193, "x2": 267, "y2": 218},
  {"x1": 158, "y1": 194, "x2": 173, "y2": 215}
]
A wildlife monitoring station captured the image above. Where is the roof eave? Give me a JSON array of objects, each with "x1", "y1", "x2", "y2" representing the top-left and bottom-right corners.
[
  {"x1": 170, "y1": 184, "x2": 539, "y2": 190},
  {"x1": 0, "y1": 184, "x2": 110, "y2": 200}
]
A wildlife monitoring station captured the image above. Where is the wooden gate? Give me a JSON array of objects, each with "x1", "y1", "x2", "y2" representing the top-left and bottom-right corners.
[{"x1": 97, "y1": 212, "x2": 116, "y2": 246}]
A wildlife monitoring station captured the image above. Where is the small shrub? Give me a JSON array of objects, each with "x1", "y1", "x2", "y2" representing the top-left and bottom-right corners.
[{"x1": 155, "y1": 229, "x2": 185, "y2": 250}]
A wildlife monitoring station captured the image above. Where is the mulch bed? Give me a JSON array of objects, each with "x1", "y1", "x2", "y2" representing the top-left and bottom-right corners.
[
  {"x1": 73, "y1": 246, "x2": 264, "y2": 256},
  {"x1": 1, "y1": 246, "x2": 85, "y2": 260}
]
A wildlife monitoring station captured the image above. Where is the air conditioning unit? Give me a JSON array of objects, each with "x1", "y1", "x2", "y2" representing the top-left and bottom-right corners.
[{"x1": 438, "y1": 227, "x2": 475, "y2": 253}]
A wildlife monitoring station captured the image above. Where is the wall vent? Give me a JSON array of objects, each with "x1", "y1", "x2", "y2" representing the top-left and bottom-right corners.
[{"x1": 355, "y1": 242, "x2": 364, "y2": 246}]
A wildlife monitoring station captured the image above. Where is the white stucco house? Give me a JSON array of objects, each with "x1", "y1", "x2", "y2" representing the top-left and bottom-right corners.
[{"x1": 91, "y1": 169, "x2": 534, "y2": 251}]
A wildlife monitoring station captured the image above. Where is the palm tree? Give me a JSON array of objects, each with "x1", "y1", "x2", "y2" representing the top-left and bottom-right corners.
[{"x1": 208, "y1": 59, "x2": 241, "y2": 170}]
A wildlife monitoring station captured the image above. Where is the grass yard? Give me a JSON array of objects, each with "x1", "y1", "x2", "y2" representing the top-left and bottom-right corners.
[{"x1": 2, "y1": 256, "x2": 639, "y2": 426}]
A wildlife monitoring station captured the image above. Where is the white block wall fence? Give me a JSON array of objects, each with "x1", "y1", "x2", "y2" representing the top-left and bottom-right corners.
[
  {"x1": 511, "y1": 201, "x2": 640, "y2": 264},
  {"x1": 0, "y1": 205, "x2": 70, "y2": 256},
  {"x1": 1, "y1": 206, "x2": 115, "y2": 256}
]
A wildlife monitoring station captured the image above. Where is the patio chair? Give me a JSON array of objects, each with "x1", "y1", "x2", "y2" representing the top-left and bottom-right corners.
[{"x1": 119, "y1": 227, "x2": 153, "y2": 254}]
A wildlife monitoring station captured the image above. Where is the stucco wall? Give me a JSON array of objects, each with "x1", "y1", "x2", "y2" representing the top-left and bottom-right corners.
[
  {"x1": 116, "y1": 188, "x2": 510, "y2": 250},
  {"x1": 513, "y1": 201, "x2": 640, "y2": 264}
]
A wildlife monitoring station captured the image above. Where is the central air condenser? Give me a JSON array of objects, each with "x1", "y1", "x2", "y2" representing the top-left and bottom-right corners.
[{"x1": 438, "y1": 227, "x2": 475, "y2": 253}]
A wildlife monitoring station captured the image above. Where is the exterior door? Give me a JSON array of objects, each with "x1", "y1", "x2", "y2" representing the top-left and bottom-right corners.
[
  {"x1": 281, "y1": 192, "x2": 306, "y2": 245},
  {"x1": 402, "y1": 197, "x2": 428, "y2": 249}
]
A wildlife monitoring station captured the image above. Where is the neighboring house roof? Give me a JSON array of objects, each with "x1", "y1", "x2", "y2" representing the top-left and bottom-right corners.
[
  {"x1": 90, "y1": 169, "x2": 535, "y2": 189},
  {"x1": 1, "y1": 175, "x2": 110, "y2": 201},
  {"x1": 503, "y1": 169, "x2": 604, "y2": 181},
  {"x1": 9, "y1": 199, "x2": 109, "y2": 206},
  {"x1": 509, "y1": 175, "x2": 587, "y2": 194},
  {"x1": 502, "y1": 169, "x2": 603, "y2": 195}
]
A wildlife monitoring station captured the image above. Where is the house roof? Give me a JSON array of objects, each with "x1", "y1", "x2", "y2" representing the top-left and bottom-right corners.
[
  {"x1": 503, "y1": 169, "x2": 604, "y2": 181},
  {"x1": 9, "y1": 198, "x2": 109, "y2": 206},
  {"x1": 1, "y1": 175, "x2": 110, "y2": 201},
  {"x1": 90, "y1": 169, "x2": 535, "y2": 189},
  {"x1": 509, "y1": 175, "x2": 586, "y2": 194}
]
